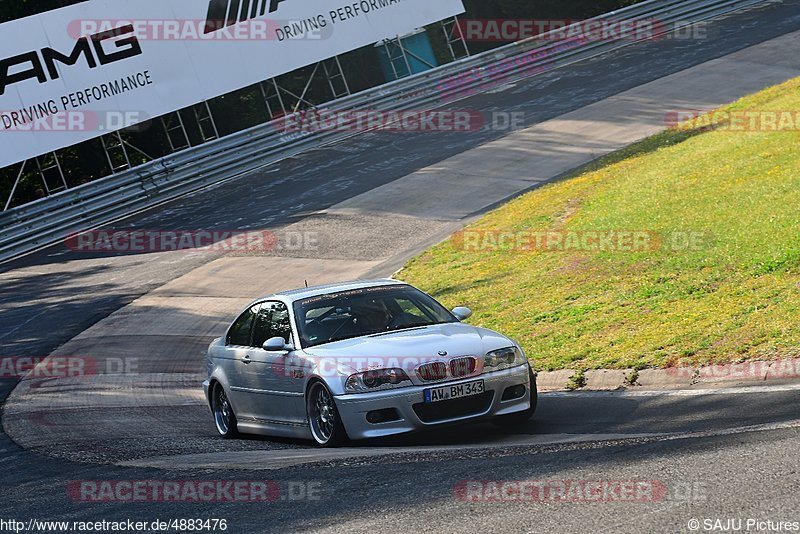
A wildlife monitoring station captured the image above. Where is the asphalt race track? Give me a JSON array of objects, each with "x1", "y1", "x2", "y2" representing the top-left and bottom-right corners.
[
  {"x1": 2, "y1": 2, "x2": 800, "y2": 533},
  {"x1": 1, "y1": 380, "x2": 799, "y2": 532}
]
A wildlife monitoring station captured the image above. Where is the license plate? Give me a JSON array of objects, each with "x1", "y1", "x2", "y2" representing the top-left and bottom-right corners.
[{"x1": 424, "y1": 379, "x2": 485, "y2": 403}]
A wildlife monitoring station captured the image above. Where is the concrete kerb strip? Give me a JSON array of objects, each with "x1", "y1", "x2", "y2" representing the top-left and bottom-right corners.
[{"x1": 536, "y1": 359, "x2": 800, "y2": 392}]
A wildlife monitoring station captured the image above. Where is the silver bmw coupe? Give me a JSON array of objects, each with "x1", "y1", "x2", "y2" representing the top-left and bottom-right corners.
[{"x1": 203, "y1": 279, "x2": 536, "y2": 446}]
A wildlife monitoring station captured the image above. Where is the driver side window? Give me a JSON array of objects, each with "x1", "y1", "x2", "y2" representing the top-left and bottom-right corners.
[
  {"x1": 252, "y1": 301, "x2": 292, "y2": 349},
  {"x1": 227, "y1": 305, "x2": 258, "y2": 346}
]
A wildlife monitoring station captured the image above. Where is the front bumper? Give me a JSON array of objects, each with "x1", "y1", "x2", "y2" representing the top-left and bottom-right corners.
[{"x1": 335, "y1": 363, "x2": 532, "y2": 440}]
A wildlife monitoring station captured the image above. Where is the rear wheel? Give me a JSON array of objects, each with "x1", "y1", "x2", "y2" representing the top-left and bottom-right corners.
[
  {"x1": 307, "y1": 381, "x2": 348, "y2": 447},
  {"x1": 211, "y1": 383, "x2": 239, "y2": 438},
  {"x1": 493, "y1": 365, "x2": 538, "y2": 427}
]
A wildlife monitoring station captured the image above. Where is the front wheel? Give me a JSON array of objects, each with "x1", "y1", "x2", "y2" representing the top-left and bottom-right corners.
[
  {"x1": 307, "y1": 381, "x2": 348, "y2": 447},
  {"x1": 493, "y1": 365, "x2": 538, "y2": 427},
  {"x1": 211, "y1": 383, "x2": 239, "y2": 438}
]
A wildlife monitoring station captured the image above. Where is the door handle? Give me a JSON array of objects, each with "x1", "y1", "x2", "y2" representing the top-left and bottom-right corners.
[{"x1": 242, "y1": 354, "x2": 252, "y2": 364}]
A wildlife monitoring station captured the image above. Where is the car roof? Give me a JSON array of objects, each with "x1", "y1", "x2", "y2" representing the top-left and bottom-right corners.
[{"x1": 259, "y1": 279, "x2": 408, "y2": 303}]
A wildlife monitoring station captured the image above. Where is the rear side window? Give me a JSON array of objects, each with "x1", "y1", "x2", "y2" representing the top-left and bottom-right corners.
[
  {"x1": 227, "y1": 305, "x2": 258, "y2": 346},
  {"x1": 252, "y1": 302, "x2": 292, "y2": 348}
]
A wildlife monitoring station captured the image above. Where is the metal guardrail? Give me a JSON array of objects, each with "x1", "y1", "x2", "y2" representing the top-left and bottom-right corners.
[{"x1": 0, "y1": 0, "x2": 771, "y2": 263}]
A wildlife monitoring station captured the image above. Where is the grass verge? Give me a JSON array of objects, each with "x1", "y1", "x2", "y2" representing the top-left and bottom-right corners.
[{"x1": 398, "y1": 77, "x2": 800, "y2": 371}]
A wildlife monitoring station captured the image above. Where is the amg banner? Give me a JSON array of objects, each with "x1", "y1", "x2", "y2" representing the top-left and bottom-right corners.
[{"x1": 0, "y1": 0, "x2": 464, "y2": 168}]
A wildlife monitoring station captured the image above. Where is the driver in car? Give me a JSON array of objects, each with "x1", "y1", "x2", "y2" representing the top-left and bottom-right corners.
[{"x1": 353, "y1": 299, "x2": 392, "y2": 332}]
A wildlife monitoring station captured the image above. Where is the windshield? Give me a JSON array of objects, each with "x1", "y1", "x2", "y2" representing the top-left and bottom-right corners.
[{"x1": 293, "y1": 285, "x2": 458, "y2": 348}]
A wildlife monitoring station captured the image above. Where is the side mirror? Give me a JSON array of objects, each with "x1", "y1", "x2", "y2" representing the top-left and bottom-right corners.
[
  {"x1": 263, "y1": 337, "x2": 293, "y2": 352},
  {"x1": 452, "y1": 307, "x2": 473, "y2": 321}
]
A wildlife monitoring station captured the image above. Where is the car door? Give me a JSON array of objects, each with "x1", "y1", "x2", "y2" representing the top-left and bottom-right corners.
[
  {"x1": 222, "y1": 304, "x2": 259, "y2": 420},
  {"x1": 265, "y1": 301, "x2": 308, "y2": 426},
  {"x1": 239, "y1": 301, "x2": 300, "y2": 424}
]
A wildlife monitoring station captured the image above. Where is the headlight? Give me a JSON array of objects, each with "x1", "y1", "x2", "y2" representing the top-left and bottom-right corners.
[
  {"x1": 484, "y1": 346, "x2": 526, "y2": 371},
  {"x1": 345, "y1": 368, "x2": 412, "y2": 393}
]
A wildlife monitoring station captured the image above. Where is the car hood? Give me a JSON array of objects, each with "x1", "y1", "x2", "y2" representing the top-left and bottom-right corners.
[{"x1": 301, "y1": 322, "x2": 513, "y2": 372}]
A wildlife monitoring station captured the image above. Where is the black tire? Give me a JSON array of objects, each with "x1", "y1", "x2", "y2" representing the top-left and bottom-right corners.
[
  {"x1": 306, "y1": 381, "x2": 348, "y2": 447},
  {"x1": 211, "y1": 382, "x2": 239, "y2": 438},
  {"x1": 493, "y1": 365, "x2": 538, "y2": 427}
]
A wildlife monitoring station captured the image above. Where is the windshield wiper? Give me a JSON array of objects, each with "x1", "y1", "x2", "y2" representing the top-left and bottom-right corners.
[
  {"x1": 369, "y1": 325, "x2": 429, "y2": 337},
  {"x1": 324, "y1": 317, "x2": 355, "y2": 344}
]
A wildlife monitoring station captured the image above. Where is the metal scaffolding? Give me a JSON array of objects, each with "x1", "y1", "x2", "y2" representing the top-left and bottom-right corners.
[
  {"x1": 4, "y1": 161, "x2": 28, "y2": 211},
  {"x1": 259, "y1": 55, "x2": 352, "y2": 121},
  {"x1": 380, "y1": 18, "x2": 470, "y2": 81},
  {"x1": 100, "y1": 131, "x2": 155, "y2": 174},
  {"x1": 35, "y1": 153, "x2": 67, "y2": 195},
  {"x1": 381, "y1": 37, "x2": 415, "y2": 80},
  {"x1": 442, "y1": 16, "x2": 471, "y2": 61},
  {"x1": 159, "y1": 101, "x2": 220, "y2": 154},
  {"x1": 2, "y1": 21, "x2": 468, "y2": 210},
  {"x1": 3, "y1": 154, "x2": 66, "y2": 211},
  {"x1": 161, "y1": 111, "x2": 192, "y2": 152},
  {"x1": 101, "y1": 132, "x2": 132, "y2": 174},
  {"x1": 193, "y1": 102, "x2": 220, "y2": 143},
  {"x1": 322, "y1": 57, "x2": 351, "y2": 100}
]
